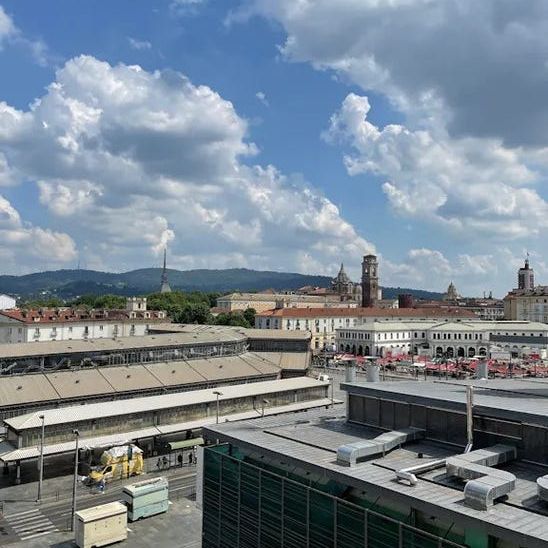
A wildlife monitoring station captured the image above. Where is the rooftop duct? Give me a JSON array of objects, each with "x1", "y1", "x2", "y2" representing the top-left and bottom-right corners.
[
  {"x1": 536, "y1": 475, "x2": 548, "y2": 502},
  {"x1": 397, "y1": 386, "x2": 475, "y2": 486},
  {"x1": 446, "y1": 444, "x2": 517, "y2": 510},
  {"x1": 337, "y1": 427, "x2": 424, "y2": 467},
  {"x1": 345, "y1": 360, "x2": 356, "y2": 383}
]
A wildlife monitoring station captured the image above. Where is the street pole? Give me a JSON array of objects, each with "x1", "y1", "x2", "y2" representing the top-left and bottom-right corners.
[
  {"x1": 71, "y1": 430, "x2": 80, "y2": 532},
  {"x1": 213, "y1": 391, "x2": 223, "y2": 424},
  {"x1": 37, "y1": 414, "x2": 45, "y2": 502}
]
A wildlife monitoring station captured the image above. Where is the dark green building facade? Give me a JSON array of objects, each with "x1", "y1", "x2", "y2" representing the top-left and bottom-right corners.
[{"x1": 202, "y1": 443, "x2": 468, "y2": 548}]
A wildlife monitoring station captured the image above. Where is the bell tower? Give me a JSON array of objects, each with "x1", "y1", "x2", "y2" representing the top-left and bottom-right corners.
[
  {"x1": 518, "y1": 255, "x2": 534, "y2": 290},
  {"x1": 361, "y1": 254, "x2": 379, "y2": 307}
]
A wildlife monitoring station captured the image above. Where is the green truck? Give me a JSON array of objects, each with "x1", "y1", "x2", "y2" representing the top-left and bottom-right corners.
[{"x1": 121, "y1": 477, "x2": 169, "y2": 521}]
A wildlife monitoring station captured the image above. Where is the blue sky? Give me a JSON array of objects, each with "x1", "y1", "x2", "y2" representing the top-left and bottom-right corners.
[{"x1": 0, "y1": 0, "x2": 547, "y2": 296}]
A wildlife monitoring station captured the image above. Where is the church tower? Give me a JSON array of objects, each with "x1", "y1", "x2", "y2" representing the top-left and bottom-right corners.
[
  {"x1": 361, "y1": 254, "x2": 379, "y2": 307},
  {"x1": 518, "y1": 256, "x2": 534, "y2": 290},
  {"x1": 160, "y1": 248, "x2": 172, "y2": 293}
]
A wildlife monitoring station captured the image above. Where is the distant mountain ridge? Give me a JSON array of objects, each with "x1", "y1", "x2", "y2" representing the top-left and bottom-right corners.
[{"x1": 0, "y1": 268, "x2": 443, "y2": 301}]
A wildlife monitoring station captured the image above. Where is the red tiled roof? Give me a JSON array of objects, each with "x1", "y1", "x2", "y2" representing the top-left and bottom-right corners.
[
  {"x1": 0, "y1": 308, "x2": 166, "y2": 324},
  {"x1": 256, "y1": 306, "x2": 475, "y2": 319}
]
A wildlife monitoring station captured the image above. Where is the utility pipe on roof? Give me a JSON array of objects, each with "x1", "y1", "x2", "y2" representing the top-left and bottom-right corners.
[
  {"x1": 396, "y1": 385, "x2": 474, "y2": 486},
  {"x1": 465, "y1": 385, "x2": 474, "y2": 453}
]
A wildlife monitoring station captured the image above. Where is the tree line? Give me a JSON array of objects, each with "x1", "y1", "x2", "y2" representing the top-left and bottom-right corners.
[{"x1": 18, "y1": 291, "x2": 256, "y2": 328}]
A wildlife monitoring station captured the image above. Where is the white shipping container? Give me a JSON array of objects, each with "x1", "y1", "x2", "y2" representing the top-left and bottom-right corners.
[{"x1": 75, "y1": 501, "x2": 128, "y2": 548}]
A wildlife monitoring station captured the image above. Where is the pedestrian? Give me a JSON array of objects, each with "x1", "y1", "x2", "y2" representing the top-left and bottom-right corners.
[
  {"x1": 177, "y1": 453, "x2": 183, "y2": 468},
  {"x1": 156, "y1": 457, "x2": 161, "y2": 471},
  {"x1": 188, "y1": 452, "x2": 193, "y2": 465},
  {"x1": 162, "y1": 455, "x2": 169, "y2": 469},
  {"x1": 98, "y1": 479, "x2": 105, "y2": 494}
]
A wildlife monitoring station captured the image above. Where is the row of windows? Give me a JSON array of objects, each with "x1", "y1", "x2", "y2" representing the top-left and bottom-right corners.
[
  {"x1": 31, "y1": 325, "x2": 138, "y2": 335},
  {"x1": 339, "y1": 331, "x2": 428, "y2": 341},
  {"x1": 431, "y1": 332, "x2": 483, "y2": 340}
]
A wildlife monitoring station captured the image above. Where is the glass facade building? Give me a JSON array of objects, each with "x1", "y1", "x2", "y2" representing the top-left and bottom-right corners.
[{"x1": 202, "y1": 444, "x2": 468, "y2": 548}]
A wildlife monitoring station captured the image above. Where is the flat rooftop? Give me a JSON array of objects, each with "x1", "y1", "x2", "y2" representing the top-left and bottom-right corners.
[
  {"x1": 342, "y1": 378, "x2": 548, "y2": 427},
  {"x1": 204, "y1": 405, "x2": 548, "y2": 547}
]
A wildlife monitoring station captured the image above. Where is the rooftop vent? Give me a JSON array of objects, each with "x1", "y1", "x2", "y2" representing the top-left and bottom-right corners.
[
  {"x1": 337, "y1": 428, "x2": 424, "y2": 467},
  {"x1": 445, "y1": 444, "x2": 517, "y2": 510}
]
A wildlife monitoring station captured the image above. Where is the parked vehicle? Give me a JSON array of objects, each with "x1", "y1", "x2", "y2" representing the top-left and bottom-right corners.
[{"x1": 84, "y1": 444, "x2": 144, "y2": 485}]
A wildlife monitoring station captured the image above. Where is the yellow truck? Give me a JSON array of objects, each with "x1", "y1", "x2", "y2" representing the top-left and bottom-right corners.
[{"x1": 85, "y1": 445, "x2": 144, "y2": 485}]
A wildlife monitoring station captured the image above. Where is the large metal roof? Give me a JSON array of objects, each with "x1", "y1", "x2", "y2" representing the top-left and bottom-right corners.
[
  {"x1": 0, "y1": 324, "x2": 311, "y2": 360},
  {"x1": 0, "y1": 329, "x2": 246, "y2": 359},
  {"x1": 204, "y1": 407, "x2": 548, "y2": 548},
  {"x1": 5, "y1": 376, "x2": 328, "y2": 431},
  {"x1": 0, "y1": 352, "x2": 286, "y2": 406}
]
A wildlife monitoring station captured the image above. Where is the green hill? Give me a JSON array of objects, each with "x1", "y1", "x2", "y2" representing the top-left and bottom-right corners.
[{"x1": 0, "y1": 268, "x2": 443, "y2": 301}]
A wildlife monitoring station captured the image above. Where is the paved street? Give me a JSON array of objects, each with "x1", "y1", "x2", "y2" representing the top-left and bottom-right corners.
[{"x1": 0, "y1": 461, "x2": 200, "y2": 547}]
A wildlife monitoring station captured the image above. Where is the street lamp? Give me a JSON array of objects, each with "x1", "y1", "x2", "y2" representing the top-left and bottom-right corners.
[
  {"x1": 261, "y1": 399, "x2": 270, "y2": 418},
  {"x1": 36, "y1": 414, "x2": 45, "y2": 502},
  {"x1": 213, "y1": 391, "x2": 223, "y2": 424},
  {"x1": 71, "y1": 429, "x2": 80, "y2": 532}
]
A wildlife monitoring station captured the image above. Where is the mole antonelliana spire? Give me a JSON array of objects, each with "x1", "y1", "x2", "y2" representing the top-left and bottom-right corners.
[{"x1": 160, "y1": 248, "x2": 172, "y2": 293}]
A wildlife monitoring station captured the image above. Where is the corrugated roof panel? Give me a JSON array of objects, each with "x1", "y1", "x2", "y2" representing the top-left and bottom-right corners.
[
  {"x1": 240, "y1": 353, "x2": 281, "y2": 375},
  {"x1": 187, "y1": 356, "x2": 263, "y2": 381},
  {"x1": 144, "y1": 361, "x2": 207, "y2": 386},
  {"x1": 98, "y1": 365, "x2": 162, "y2": 391},
  {"x1": 46, "y1": 369, "x2": 115, "y2": 398},
  {"x1": 0, "y1": 374, "x2": 58, "y2": 406}
]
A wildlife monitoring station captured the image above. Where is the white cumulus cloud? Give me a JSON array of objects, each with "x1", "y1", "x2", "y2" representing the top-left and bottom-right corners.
[
  {"x1": 235, "y1": 0, "x2": 548, "y2": 292},
  {"x1": 324, "y1": 93, "x2": 548, "y2": 239},
  {"x1": 0, "y1": 4, "x2": 50, "y2": 65},
  {"x1": 0, "y1": 56, "x2": 374, "y2": 273},
  {"x1": 0, "y1": 194, "x2": 77, "y2": 271}
]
